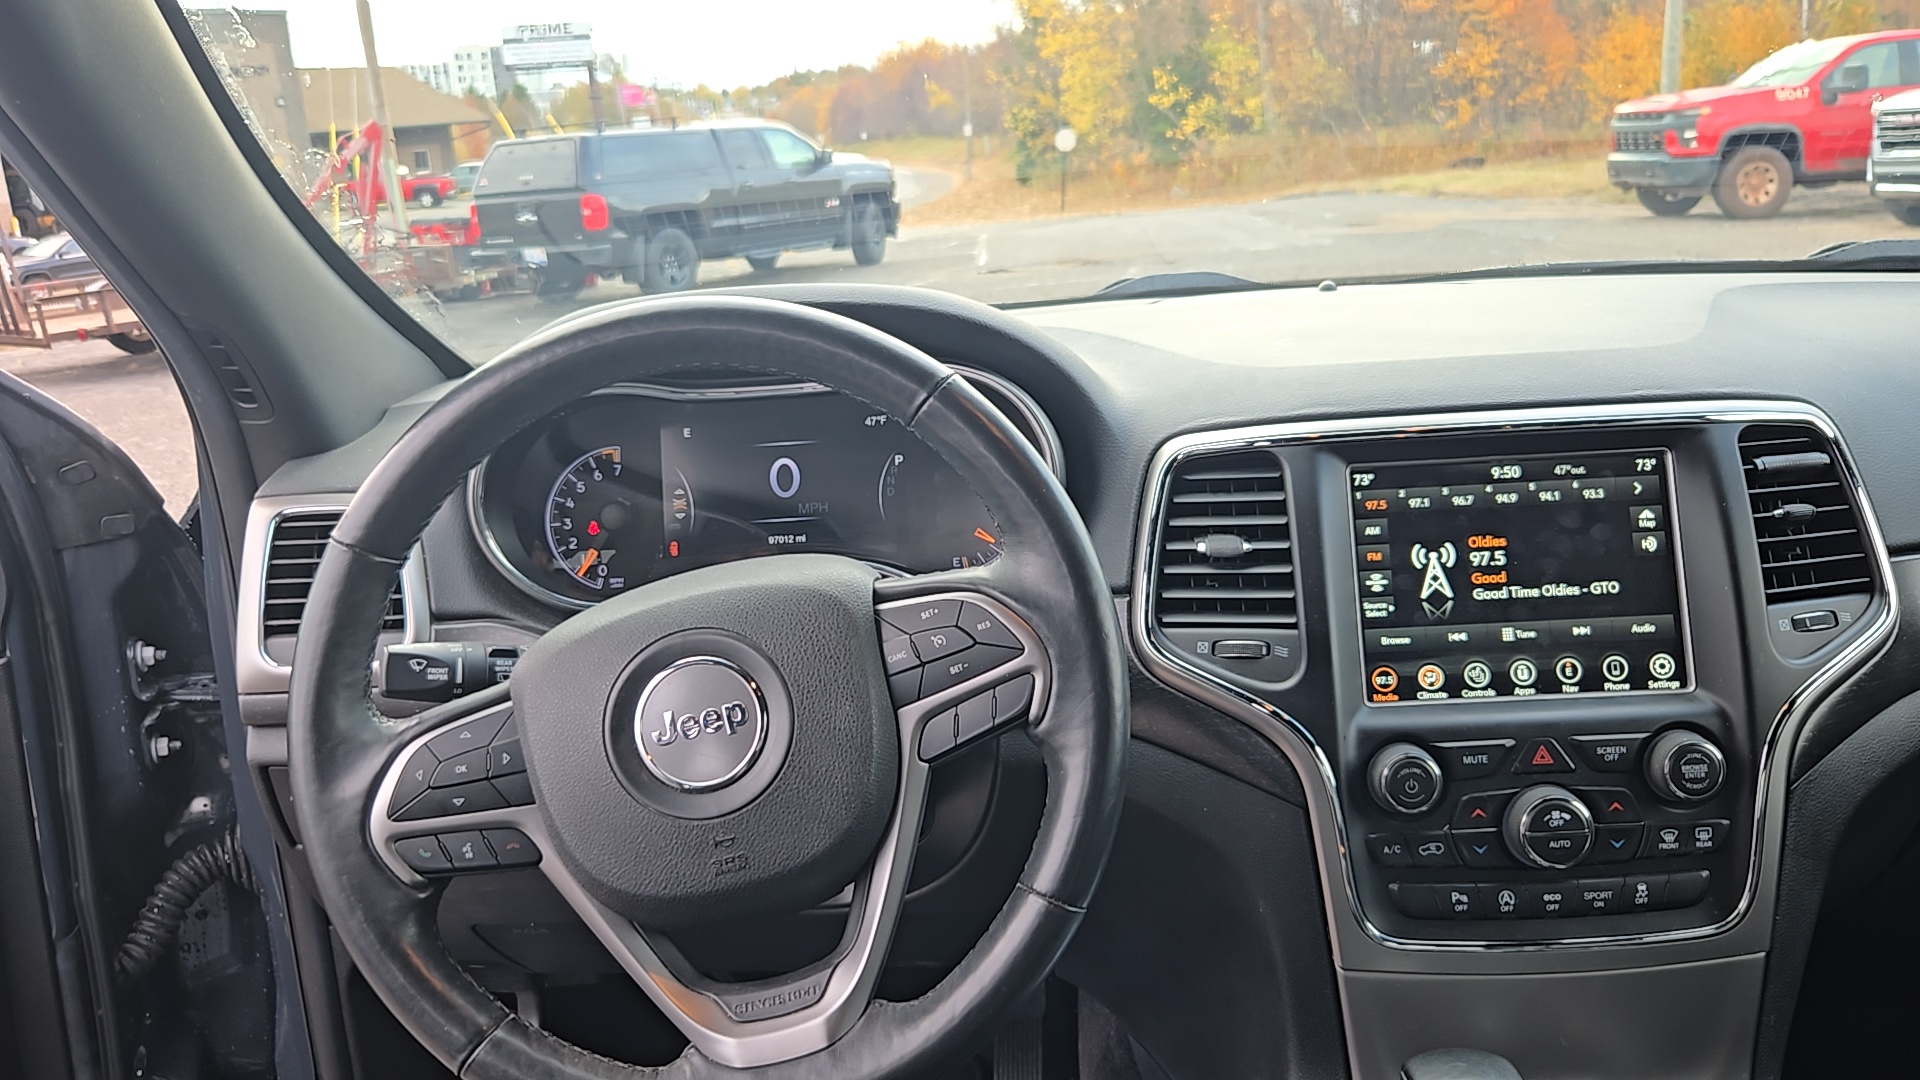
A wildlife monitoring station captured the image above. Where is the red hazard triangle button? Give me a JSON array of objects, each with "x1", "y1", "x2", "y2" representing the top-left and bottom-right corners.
[{"x1": 1515, "y1": 737, "x2": 1575, "y2": 774}]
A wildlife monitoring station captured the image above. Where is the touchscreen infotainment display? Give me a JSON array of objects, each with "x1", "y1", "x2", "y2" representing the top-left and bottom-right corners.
[{"x1": 1350, "y1": 450, "x2": 1687, "y2": 703}]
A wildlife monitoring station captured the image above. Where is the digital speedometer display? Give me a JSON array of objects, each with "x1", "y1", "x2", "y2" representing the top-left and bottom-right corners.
[
  {"x1": 1349, "y1": 450, "x2": 1688, "y2": 704},
  {"x1": 483, "y1": 388, "x2": 1006, "y2": 605}
]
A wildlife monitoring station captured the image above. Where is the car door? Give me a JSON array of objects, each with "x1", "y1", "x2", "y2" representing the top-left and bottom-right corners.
[
  {"x1": 759, "y1": 127, "x2": 840, "y2": 248},
  {"x1": 53, "y1": 238, "x2": 93, "y2": 280},
  {"x1": 715, "y1": 128, "x2": 792, "y2": 254},
  {"x1": 1812, "y1": 41, "x2": 1905, "y2": 174}
]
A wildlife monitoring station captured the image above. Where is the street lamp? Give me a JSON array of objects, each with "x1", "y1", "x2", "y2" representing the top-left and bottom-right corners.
[{"x1": 1054, "y1": 127, "x2": 1077, "y2": 212}]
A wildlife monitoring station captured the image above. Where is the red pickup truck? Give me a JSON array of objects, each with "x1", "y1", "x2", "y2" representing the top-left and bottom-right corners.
[{"x1": 1609, "y1": 30, "x2": 1920, "y2": 218}]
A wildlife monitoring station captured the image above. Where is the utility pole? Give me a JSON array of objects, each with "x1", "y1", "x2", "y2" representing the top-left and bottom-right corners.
[
  {"x1": 587, "y1": 61, "x2": 607, "y2": 133},
  {"x1": 1660, "y1": 0, "x2": 1684, "y2": 95},
  {"x1": 354, "y1": 0, "x2": 408, "y2": 232},
  {"x1": 1801, "y1": 0, "x2": 1810, "y2": 36},
  {"x1": 1256, "y1": 0, "x2": 1274, "y2": 132},
  {"x1": 962, "y1": 47, "x2": 974, "y2": 181}
]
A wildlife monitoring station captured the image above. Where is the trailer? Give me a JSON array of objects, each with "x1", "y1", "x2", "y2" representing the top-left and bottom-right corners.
[{"x1": 0, "y1": 262, "x2": 153, "y2": 353}]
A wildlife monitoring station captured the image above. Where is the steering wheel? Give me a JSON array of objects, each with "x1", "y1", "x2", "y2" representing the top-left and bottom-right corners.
[{"x1": 287, "y1": 295, "x2": 1128, "y2": 1078}]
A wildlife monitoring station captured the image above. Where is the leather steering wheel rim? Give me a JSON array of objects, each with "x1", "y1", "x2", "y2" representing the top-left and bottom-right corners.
[{"x1": 286, "y1": 294, "x2": 1128, "y2": 1078}]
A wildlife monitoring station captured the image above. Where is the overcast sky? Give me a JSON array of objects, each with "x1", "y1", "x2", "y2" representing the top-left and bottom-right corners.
[{"x1": 250, "y1": 1, "x2": 1017, "y2": 89}]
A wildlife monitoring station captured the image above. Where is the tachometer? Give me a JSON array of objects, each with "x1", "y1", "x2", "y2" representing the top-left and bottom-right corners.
[{"x1": 546, "y1": 447, "x2": 638, "y2": 594}]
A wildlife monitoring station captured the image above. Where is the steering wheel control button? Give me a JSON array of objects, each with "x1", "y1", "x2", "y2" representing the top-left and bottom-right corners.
[
  {"x1": 426, "y1": 711, "x2": 510, "y2": 760},
  {"x1": 482, "y1": 829, "x2": 541, "y2": 868},
  {"x1": 918, "y1": 711, "x2": 958, "y2": 763},
  {"x1": 888, "y1": 667, "x2": 922, "y2": 706},
  {"x1": 396, "y1": 836, "x2": 452, "y2": 874},
  {"x1": 633, "y1": 656, "x2": 770, "y2": 793},
  {"x1": 879, "y1": 599, "x2": 961, "y2": 633},
  {"x1": 954, "y1": 691, "x2": 997, "y2": 745},
  {"x1": 488, "y1": 737, "x2": 525, "y2": 778},
  {"x1": 1408, "y1": 830, "x2": 1457, "y2": 867},
  {"x1": 1367, "y1": 832, "x2": 1412, "y2": 867},
  {"x1": 1452, "y1": 789, "x2": 1516, "y2": 829},
  {"x1": 910, "y1": 627, "x2": 972, "y2": 666},
  {"x1": 993, "y1": 674, "x2": 1037, "y2": 725},
  {"x1": 1453, "y1": 828, "x2": 1508, "y2": 868},
  {"x1": 1369, "y1": 743, "x2": 1443, "y2": 815},
  {"x1": 394, "y1": 780, "x2": 508, "y2": 821},
  {"x1": 880, "y1": 634, "x2": 917, "y2": 675},
  {"x1": 1645, "y1": 730, "x2": 1726, "y2": 802},
  {"x1": 1432, "y1": 739, "x2": 1515, "y2": 779},
  {"x1": 1590, "y1": 823, "x2": 1647, "y2": 863},
  {"x1": 491, "y1": 772, "x2": 534, "y2": 806},
  {"x1": 919, "y1": 644, "x2": 1021, "y2": 699},
  {"x1": 1569, "y1": 733, "x2": 1647, "y2": 772},
  {"x1": 430, "y1": 747, "x2": 491, "y2": 787},
  {"x1": 1504, "y1": 784, "x2": 1596, "y2": 869},
  {"x1": 388, "y1": 748, "x2": 437, "y2": 816},
  {"x1": 1513, "y1": 737, "x2": 1574, "y2": 774},
  {"x1": 958, "y1": 602, "x2": 1022, "y2": 650},
  {"x1": 440, "y1": 831, "x2": 497, "y2": 869}
]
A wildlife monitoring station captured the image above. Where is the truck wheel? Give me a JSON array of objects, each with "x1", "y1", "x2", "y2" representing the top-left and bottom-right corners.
[
  {"x1": 1886, "y1": 201, "x2": 1920, "y2": 226},
  {"x1": 746, "y1": 253, "x2": 779, "y2": 273},
  {"x1": 643, "y1": 229, "x2": 700, "y2": 292},
  {"x1": 416, "y1": 188, "x2": 442, "y2": 209},
  {"x1": 1636, "y1": 189, "x2": 1701, "y2": 216},
  {"x1": 1712, "y1": 147, "x2": 1794, "y2": 219},
  {"x1": 107, "y1": 334, "x2": 157, "y2": 355},
  {"x1": 850, "y1": 202, "x2": 886, "y2": 266}
]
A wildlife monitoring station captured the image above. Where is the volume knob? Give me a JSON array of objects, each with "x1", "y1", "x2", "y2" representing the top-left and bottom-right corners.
[{"x1": 1368, "y1": 742, "x2": 1443, "y2": 815}]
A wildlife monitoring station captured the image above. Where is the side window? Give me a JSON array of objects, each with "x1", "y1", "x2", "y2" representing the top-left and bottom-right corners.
[
  {"x1": 1832, "y1": 42, "x2": 1901, "y2": 90},
  {"x1": 1900, "y1": 41, "x2": 1920, "y2": 86},
  {"x1": 412, "y1": 150, "x2": 431, "y2": 173},
  {"x1": 718, "y1": 130, "x2": 770, "y2": 170},
  {"x1": 600, "y1": 133, "x2": 723, "y2": 178},
  {"x1": 761, "y1": 130, "x2": 819, "y2": 170}
]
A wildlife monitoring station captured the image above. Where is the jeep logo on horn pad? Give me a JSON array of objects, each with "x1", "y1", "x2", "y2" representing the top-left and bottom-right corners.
[{"x1": 634, "y1": 656, "x2": 768, "y2": 792}]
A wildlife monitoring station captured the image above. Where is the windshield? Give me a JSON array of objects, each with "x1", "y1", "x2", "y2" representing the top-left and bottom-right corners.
[
  {"x1": 1730, "y1": 38, "x2": 1851, "y2": 87},
  {"x1": 175, "y1": 4, "x2": 1920, "y2": 365},
  {"x1": 18, "y1": 233, "x2": 70, "y2": 259}
]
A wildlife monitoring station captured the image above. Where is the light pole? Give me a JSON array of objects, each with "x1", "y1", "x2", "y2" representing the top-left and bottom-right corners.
[
  {"x1": 1055, "y1": 127, "x2": 1076, "y2": 212},
  {"x1": 1660, "y1": 0, "x2": 1684, "y2": 95}
]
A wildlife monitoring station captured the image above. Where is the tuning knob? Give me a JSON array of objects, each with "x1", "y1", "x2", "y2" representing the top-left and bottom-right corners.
[
  {"x1": 1503, "y1": 784, "x2": 1595, "y2": 869},
  {"x1": 1368, "y1": 742, "x2": 1443, "y2": 815},
  {"x1": 1645, "y1": 730, "x2": 1726, "y2": 802}
]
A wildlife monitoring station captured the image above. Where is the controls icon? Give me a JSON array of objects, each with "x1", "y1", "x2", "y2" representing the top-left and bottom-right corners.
[
  {"x1": 1648, "y1": 652, "x2": 1677, "y2": 680},
  {"x1": 1462, "y1": 660, "x2": 1493, "y2": 689},
  {"x1": 1601, "y1": 653, "x2": 1631, "y2": 682},
  {"x1": 1509, "y1": 658, "x2": 1539, "y2": 688},
  {"x1": 1416, "y1": 664, "x2": 1446, "y2": 691}
]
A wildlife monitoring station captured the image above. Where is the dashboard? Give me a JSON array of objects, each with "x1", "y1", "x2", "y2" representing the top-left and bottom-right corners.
[{"x1": 236, "y1": 275, "x2": 1920, "y2": 1080}]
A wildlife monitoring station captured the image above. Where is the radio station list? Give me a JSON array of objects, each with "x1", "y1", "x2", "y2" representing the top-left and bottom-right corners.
[{"x1": 1349, "y1": 451, "x2": 1687, "y2": 703}]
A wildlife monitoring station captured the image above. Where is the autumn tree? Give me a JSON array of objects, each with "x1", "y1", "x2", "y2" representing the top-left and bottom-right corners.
[
  {"x1": 1427, "y1": 0, "x2": 1579, "y2": 133},
  {"x1": 1582, "y1": 1, "x2": 1663, "y2": 117}
]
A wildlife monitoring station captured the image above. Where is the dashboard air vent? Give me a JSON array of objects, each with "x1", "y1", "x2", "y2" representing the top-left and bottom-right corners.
[
  {"x1": 1738, "y1": 425, "x2": 1872, "y2": 603},
  {"x1": 1152, "y1": 450, "x2": 1296, "y2": 629},
  {"x1": 263, "y1": 509, "x2": 405, "y2": 643}
]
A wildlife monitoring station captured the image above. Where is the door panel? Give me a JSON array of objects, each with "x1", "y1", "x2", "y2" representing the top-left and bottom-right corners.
[
  {"x1": 1814, "y1": 42, "x2": 1904, "y2": 173},
  {"x1": 716, "y1": 128, "x2": 793, "y2": 253},
  {"x1": 761, "y1": 129, "x2": 840, "y2": 247}
]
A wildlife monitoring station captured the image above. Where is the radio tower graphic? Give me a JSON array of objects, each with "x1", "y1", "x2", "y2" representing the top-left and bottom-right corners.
[{"x1": 1410, "y1": 542, "x2": 1458, "y2": 621}]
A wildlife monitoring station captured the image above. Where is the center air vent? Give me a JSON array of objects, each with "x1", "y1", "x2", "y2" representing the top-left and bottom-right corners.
[
  {"x1": 1738, "y1": 425, "x2": 1872, "y2": 604},
  {"x1": 263, "y1": 509, "x2": 405, "y2": 647},
  {"x1": 1152, "y1": 450, "x2": 1297, "y2": 632}
]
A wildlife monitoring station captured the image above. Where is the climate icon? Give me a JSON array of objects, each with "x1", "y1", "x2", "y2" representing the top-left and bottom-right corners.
[{"x1": 1409, "y1": 541, "x2": 1458, "y2": 620}]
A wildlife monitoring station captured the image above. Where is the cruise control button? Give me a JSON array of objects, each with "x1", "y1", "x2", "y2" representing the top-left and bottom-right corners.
[
  {"x1": 1573, "y1": 787, "x2": 1642, "y2": 823},
  {"x1": 911, "y1": 626, "x2": 973, "y2": 665},
  {"x1": 881, "y1": 634, "x2": 918, "y2": 675},
  {"x1": 488, "y1": 738, "x2": 525, "y2": 778},
  {"x1": 918, "y1": 711, "x2": 957, "y2": 762},
  {"x1": 388, "y1": 748, "x2": 437, "y2": 816},
  {"x1": 1409, "y1": 830, "x2": 1457, "y2": 866},
  {"x1": 482, "y1": 828, "x2": 540, "y2": 868},
  {"x1": 880, "y1": 600, "x2": 961, "y2": 633},
  {"x1": 1514, "y1": 737, "x2": 1574, "y2": 773},
  {"x1": 955, "y1": 692, "x2": 996, "y2": 744},
  {"x1": 426, "y1": 712, "x2": 511, "y2": 760},
  {"x1": 888, "y1": 667, "x2": 923, "y2": 706},
  {"x1": 395, "y1": 835, "x2": 451, "y2": 873},
  {"x1": 439, "y1": 830, "x2": 497, "y2": 869},
  {"x1": 1574, "y1": 877, "x2": 1626, "y2": 915},
  {"x1": 392, "y1": 779, "x2": 508, "y2": 821},
  {"x1": 958, "y1": 602, "x2": 1022, "y2": 650},
  {"x1": 491, "y1": 773, "x2": 534, "y2": 807},
  {"x1": 1625, "y1": 873, "x2": 1666, "y2": 911},
  {"x1": 1569, "y1": 733, "x2": 1647, "y2": 772},
  {"x1": 993, "y1": 675, "x2": 1036, "y2": 726},
  {"x1": 430, "y1": 746, "x2": 490, "y2": 788},
  {"x1": 1452, "y1": 789, "x2": 1516, "y2": 829},
  {"x1": 1433, "y1": 739, "x2": 1514, "y2": 779},
  {"x1": 919, "y1": 645, "x2": 1019, "y2": 698},
  {"x1": 1664, "y1": 870, "x2": 1711, "y2": 908},
  {"x1": 1590, "y1": 823, "x2": 1646, "y2": 864},
  {"x1": 1453, "y1": 828, "x2": 1509, "y2": 867},
  {"x1": 1366, "y1": 832, "x2": 1412, "y2": 867}
]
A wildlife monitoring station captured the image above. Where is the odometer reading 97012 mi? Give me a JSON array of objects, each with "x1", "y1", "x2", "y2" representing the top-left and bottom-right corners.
[{"x1": 546, "y1": 447, "x2": 644, "y2": 595}]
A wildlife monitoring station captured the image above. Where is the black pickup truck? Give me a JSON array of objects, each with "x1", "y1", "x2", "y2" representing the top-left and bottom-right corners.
[{"x1": 473, "y1": 120, "x2": 901, "y2": 295}]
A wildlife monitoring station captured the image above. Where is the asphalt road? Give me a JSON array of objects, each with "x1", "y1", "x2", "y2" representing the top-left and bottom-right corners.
[{"x1": 6, "y1": 179, "x2": 1914, "y2": 507}]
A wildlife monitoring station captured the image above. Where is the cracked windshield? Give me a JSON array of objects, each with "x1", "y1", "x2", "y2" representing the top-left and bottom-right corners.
[{"x1": 174, "y1": 0, "x2": 1920, "y2": 363}]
